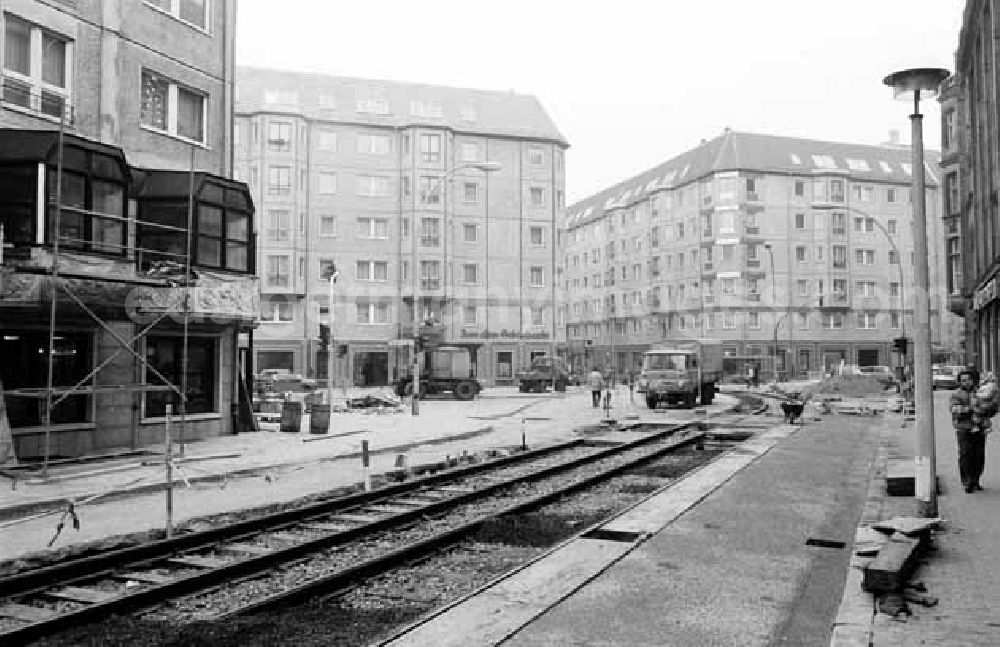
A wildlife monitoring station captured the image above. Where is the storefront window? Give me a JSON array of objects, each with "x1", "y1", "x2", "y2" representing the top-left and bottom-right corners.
[
  {"x1": 496, "y1": 352, "x2": 513, "y2": 379},
  {"x1": 0, "y1": 331, "x2": 92, "y2": 428},
  {"x1": 145, "y1": 336, "x2": 217, "y2": 416}
]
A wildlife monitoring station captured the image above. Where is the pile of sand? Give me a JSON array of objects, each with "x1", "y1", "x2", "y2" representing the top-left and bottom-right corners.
[{"x1": 802, "y1": 374, "x2": 890, "y2": 399}]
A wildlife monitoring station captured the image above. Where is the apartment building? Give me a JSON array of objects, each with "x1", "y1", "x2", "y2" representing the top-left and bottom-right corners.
[
  {"x1": 0, "y1": 0, "x2": 255, "y2": 459},
  {"x1": 562, "y1": 130, "x2": 961, "y2": 379},
  {"x1": 939, "y1": 74, "x2": 967, "y2": 363},
  {"x1": 235, "y1": 67, "x2": 567, "y2": 387}
]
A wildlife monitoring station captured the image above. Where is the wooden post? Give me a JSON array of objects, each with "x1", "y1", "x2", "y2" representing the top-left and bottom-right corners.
[
  {"x1": 165, "y1": 404, "x2": 174, "y2": 538},
  {"x1": 361, "y1": 439, "x2": 371, "y2": 491}
]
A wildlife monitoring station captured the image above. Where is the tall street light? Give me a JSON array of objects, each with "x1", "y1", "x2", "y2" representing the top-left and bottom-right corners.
[
  {"x1": 763, "y1": 242, "x2": 781, "y2": 382},
  {"x1": 884, "y1": 66, "x2": 950, "y2": 518},
  {"x1": 410, "y1": 160, "x2": 501, "y2": 415}
]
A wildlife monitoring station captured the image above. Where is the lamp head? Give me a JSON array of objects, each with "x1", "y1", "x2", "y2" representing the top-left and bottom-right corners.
[{"x1": 883, "y1": 67, "x2": 950, "y2": 102}]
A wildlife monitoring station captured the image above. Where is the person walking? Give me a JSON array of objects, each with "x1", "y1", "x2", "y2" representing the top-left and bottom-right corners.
[
  {"x1": 587, "y1": 367, "x2": 604, "y2": 408},
  {"x1": 951, "y1": 368, "x2": 988, "y2": 493}
]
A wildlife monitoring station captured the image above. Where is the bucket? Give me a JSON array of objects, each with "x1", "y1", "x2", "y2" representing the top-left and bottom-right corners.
[
  {"x1": 280, "y1": 401, "x2": 303, "y2": 433},
  {"x1": 310, "y1": 404, "x2": 331, "y2": 434}
]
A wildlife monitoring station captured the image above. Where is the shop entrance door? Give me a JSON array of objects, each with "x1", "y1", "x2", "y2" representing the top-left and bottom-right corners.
[{"x1": 353, "y1": 352, "x2": 389, "y2": 386}]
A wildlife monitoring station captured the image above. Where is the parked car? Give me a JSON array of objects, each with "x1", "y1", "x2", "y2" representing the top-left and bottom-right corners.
[
  {"x1": 932, "y1": 365, "x2": 958, "y2": 390},
  {"x1": 858, "y1": 365, "x2": 897, "y2": 388}
]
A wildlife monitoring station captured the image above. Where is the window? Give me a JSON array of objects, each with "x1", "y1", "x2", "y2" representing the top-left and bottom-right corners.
[
  {"x1": 856, "y1": 281, "x2": 876, "y2": 297},
  {"x1": 651, "y1": 226, "x2": 660, "y2": 247},
  {"x1": 795, "y1": 246, "x2": 806, "y2": 262},
  {"x1": 463, "y1": 305, "x2": 477, "y2": 325},
  {"x1": 410, "y1": 100, "x2": 443, "y2": 118},
  {"x1": 890, "y1": 312, "x2": 901, "y2": 329},
  {"x1": 267, "y1": 166, "x2": 292, "y2": 195},
  {"x1": 530, "y1": 266, "x2": 545, "y2": 286},
  {"x1": 530, "y1": 187, "x2": 545, "y2": 206},
  {"x1": 357, "y1": 174, "x2": 393, "y2": 197},
  {"x1": 318, "y1": 259, "x2": 337, "y2": 281},
  {"x1": 420, "y1": 133, "x2": 441, "y2": 163},
  {"x1": 830, "y1": 179, "x2": 845, "y2": 202},
  {"x1": 812, "y1": 178, "x2": 827, "y2": 201},
  {"x1": 529, "y1": 147, "x2": 545, "y2": 165},
  {"x1": 823, "y1": 313, "x2": 844, "y2": 329},
  {"x1": 0, "y1": 331, "x2": 92, "y2": 427},
  {"x1": 886, "y1": 188, "x2": 896, "y2": 203},
  {"x1": 463, "y1": 224, "x2": 478, "y2": 242},
  {"x1": 420, "y1": 176, "x2": 442, "y2": 204},
  {"x1": 531, "y1": 306, "x2": 545, "y2": 326},
  {"x1": 831, "y1": 212, "x2": 845, "y2": 235},
  {"x1": 890, "y1": 282, "x2": 900, "y2": 297},
  {"x1": 832, "y1": 245, "x2": 847, "y2": 268},
  {"x1": 722, "y1": 278, "x2": 736, "y2": 295},
  {"x1": 795, "y1": 212, "x2": 805, "y2": 229},
  {"x1": 356, "y1": 217, "x2": 388, "y2": 239},
  {"x1": 356, "y1": 260, "x2": 388, "y2": 281},
  {"x1": 266, "y1": 255, "x2": 290, "y2": 288},
  {"x1": 857, "y1": 312, "x2": 877, "y2": 329},
  {"x1": 356, "y1": 98, "x2": 390, "y2": 115},
  {"x1": 723, "y1": 311, "x2": 736, "y2": 329},
  {"x1": 319, "y1": 215, "x2": 337, "y2": 237},
  {"x1": 267, "y1": 122, "x2": 291, "y2": 151},
  {"x1": 317, "y1": 130, "x2": 337, "y2": 151},
  {"x1": 317, "y1": 172, "x2": 338, "y2": 194},
  {"x1": 462, "y1": 264, "x2": 478, "y2": 284},
  {"x1": 748, "y1": 312, "x2": 760, "y2": 329},
  {"x1": 887, "y1": 219, "x2": 897, "y2": 235},
  {"x1": 853, "y1": 249, "x2": 875, "y2": 265},
  {"x1": 262, "y1": 297, "x2": 293, "y2": 323},
  {"x1": 530, "y1": 226, "x2": 545, "y2": 246},
  {"x1": 357, "y1": 134, "x2": 391, "y2": 154},
  {"x1": 356, "y1": 302, "x2": 389, "y2": 324},
  {"x1": 2, "y1": 14, "x2": 72, "y2": 120},
  {"x1": 267, "y1": 209, "x2": 290, "y2": 241},
  {"x1": 797, "y1": 313, "x2": 809, "y2": 330},
  {"x1": 145, "y1": 0, "x2": 209, "y2": 30},
  {"x1": 420, "y1": 260, "x2": 440, "y2": 289},
  {"x1": 463, "y1": 182, "x2": 478, "y2": 203},
  {"x1": 145, "y1": 335, "x2": 216, "y2": 418},
  {"x1": 946, "y1": 172, "x2": 960, "y2": 215},
  {"x1": 420, "y1": 217, "x2": 440, "y2": 246},
  {"x1": 794, "y1": 180, "x2": 805, "y2": 197},
  {"x1": 461, "y1": 142, "x2": 481, "y2": 161},
  {"x1": 854, "y1": 216, "x2": 864, "y2": 232},
  {"x1": 140, "y1": 69, "x2": 205, "y2": 143}
]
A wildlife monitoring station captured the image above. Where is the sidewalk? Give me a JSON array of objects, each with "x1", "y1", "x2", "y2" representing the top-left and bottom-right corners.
[{"x1": 832, "y1": 390, "x2": 1000, "y2": 645}]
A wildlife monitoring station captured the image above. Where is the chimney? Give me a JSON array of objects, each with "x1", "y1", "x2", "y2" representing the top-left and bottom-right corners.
[{"x1": 888, "y1": 129, "x2": 900, "y2": 146}]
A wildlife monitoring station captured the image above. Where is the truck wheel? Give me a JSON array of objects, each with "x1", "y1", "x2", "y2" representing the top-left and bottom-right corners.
[
  {"x1": 646, "y1": 394, "x2": 658, "y2": 409},
  {"x1": 404, "y1": 383, "x2": 427, "y2": 399},
  {"x1": 454, "y1": 380, "x2": 477, "y2": 401},
  {"x1": 534, "y1": 381, "x2": 547, "y2": 394}
]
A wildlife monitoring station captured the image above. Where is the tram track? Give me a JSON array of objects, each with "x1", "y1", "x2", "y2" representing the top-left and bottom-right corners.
[{"x1": 1, "y1": 394, "x2": 767, "y2": 645}]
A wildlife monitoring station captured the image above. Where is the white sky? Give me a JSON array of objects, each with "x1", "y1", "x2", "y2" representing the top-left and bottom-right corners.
[{"x1": 235, "y1": 0, "x2": 967, "y2": 204}]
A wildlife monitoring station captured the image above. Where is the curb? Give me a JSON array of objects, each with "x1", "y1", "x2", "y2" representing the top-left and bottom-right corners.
[
  {"x1": 829, "y1": 414, "x2": 893, "y2": 646},
  {"x1": 0, "y1": 425, "x2": 496, "y2": 522}
]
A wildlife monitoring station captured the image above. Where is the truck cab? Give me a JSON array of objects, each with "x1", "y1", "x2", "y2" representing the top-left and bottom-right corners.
[{"x1": 640, "y1": 340, "x2": 721, "y2": 409}]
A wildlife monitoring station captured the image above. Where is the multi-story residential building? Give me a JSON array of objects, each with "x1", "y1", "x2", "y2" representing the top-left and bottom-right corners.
[
  {"x1": 939, "y1": 74, "x2": 967, "y2": 363},
  {"x1": 235, "y1": 67, "x2": 567, "y2": 387},
  {"x1": 561, "y1": 129, "x2": 961, "y2": 380},
  {"x1": 953, "y1": 0, "x2": 1000, "y2": 371},
  {"x1": 0, "y1": 0, "x2": 255, "y2": 460}
]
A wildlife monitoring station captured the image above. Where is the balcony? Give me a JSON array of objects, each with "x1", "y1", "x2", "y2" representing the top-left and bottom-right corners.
[{"x1": 420, "y1": 236, "x2": 441, "y2": 247}]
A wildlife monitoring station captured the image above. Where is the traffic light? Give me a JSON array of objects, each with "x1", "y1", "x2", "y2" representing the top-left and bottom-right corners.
[
  {"x1": 318, "y1": 323, "x2": 330, "y2": 351},
  {"x1": 893, "y1": 337, "x2": 908, "y2": 354}
]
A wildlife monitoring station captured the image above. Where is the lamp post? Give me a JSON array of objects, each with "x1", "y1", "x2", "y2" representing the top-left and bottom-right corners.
[
  {"x1": 326, "y1": 268, "x2": 339, "y2": 410},
  {"x1": 763, "y1": 242, "x2": 780, "y2": 382},
  {"x1": 884, "y1": 66, "x2": 950, "y2": 518},
  {"x1": 411, "y1": 160, "x2": 501, "y2": 415}
]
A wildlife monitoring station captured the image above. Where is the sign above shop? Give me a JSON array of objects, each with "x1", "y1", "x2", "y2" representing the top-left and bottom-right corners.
[
  {"x1": 460, "y1": 329, "x2": 550, "y2": 340},
  {"x1": 974, "y1": 277, "x2": 998, "y2": 311}
]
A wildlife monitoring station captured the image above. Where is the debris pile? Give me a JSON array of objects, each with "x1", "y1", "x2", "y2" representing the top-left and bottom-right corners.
[
  {"x1": 345, "y1": 390, "x2": 404, "y2": 413},
  {"x1": 858, "y1": 516, "x2": 942, "y2": 621}
]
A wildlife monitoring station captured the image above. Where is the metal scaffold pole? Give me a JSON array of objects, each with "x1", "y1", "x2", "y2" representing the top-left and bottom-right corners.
[
  {"x1": 42, "y1": 111, "x2": 66, "y2": 479},
  {"x1": 179, "y1": 146, "x2": 196, "y2": 456}
]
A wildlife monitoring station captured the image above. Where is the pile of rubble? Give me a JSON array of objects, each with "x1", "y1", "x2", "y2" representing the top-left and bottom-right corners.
[{"x1": 337, "y1": 390, "x2": 405, "y2": 415}]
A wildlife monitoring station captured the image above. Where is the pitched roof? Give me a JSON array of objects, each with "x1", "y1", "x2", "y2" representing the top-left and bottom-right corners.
[
  {"x1": 565, "y1": 130, "x2": 941, "y2": 229},
  {"x1": 235, "y1": 66, "x2": 567, "y2": 147}
]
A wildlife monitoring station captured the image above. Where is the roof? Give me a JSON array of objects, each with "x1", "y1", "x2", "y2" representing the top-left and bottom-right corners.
[
  {"x1": 0, "y1": 129, "x2": 130, "y2": 181},
  {"x1": 564, "y1": 130, "x2": 941, "y2": 230},
  {"x1": 235, "y1": 66, "x2": 568, "y2": 147},
  {"x1": 132, "y1": 169, "x2": 254, "y2": 213}
]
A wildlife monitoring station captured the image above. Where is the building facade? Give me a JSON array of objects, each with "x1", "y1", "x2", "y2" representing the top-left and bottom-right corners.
[
  {"x1": 561, "y1": 130, "x2": 961, "y2": 380},
  {"x1": 954, "y1": 0, "x2": 1000, "y2": 372},
  {"x1": 939, "y1": 74, "x2": 967, "y2": 364},
  {"x1": 235, "y1": 67, "x2": 568, "y2": 387},
  {"x1": 0, "y1": 0, "x2": 255, "y2": 459}
]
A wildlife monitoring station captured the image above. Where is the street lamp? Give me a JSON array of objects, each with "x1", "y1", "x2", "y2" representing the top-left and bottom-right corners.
[
  {"x1": 763, "y1": 242, "x2": 781, "y2": 382},
  {"x1": 324, "y1": 266, "x2": 340, "y2": 411},
  {"x1": 884, "y1": 66, "x2": 950, "y2": 518},
  {"x1": 410, "y1": 160, "x2": 501, "y2": 415}
]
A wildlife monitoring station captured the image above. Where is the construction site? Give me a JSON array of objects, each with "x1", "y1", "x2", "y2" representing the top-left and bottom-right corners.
[{"x1": 0, "y1": 128, "x2": 258, "y2": 476}]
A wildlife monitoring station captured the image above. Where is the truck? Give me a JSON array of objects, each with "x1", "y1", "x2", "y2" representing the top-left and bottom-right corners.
[
  {"x1": 393, "y1": 345, "x2": 482, "y2": 401},
  {"x1": 638, "y1": 339, "x2": 723, "y2": 409},
  {"x1": 516, "y1": 356, "x2": 569, "y2": 393}
]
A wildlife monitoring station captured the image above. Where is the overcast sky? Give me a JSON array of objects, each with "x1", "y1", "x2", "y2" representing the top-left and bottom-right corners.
[{"x1": 235, "y1": 0, "x2": 966, "y2": 204}]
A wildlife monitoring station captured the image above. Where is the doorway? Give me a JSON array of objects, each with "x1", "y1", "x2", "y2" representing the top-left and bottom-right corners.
[
  {"x1": 353, "y1": 352, "x2": 389, "y2": 386},
  {"x1": 857, "y1": 348, "x2": 880, "y2": 367}
]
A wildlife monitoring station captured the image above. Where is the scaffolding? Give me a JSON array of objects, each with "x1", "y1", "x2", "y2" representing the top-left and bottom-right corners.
[{"x1": 0, "y1": 119, "x2": 215, "y2": 478}]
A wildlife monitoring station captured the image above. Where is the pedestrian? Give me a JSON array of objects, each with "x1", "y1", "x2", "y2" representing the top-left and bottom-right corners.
[
  {"x1": 587, "y1": 366, "x2": 604, "y2": 408},
  {"x1": 628, "y1": 369, "x2": 635, "y2": 403},
  {"x1": 951, "y1": 368, "x2": 990, "y2": 493}
]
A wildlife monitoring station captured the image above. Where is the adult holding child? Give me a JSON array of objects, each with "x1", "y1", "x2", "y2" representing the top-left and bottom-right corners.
[{"x1": 950, "y1": 366, "x2": 998, "y2": 493}]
